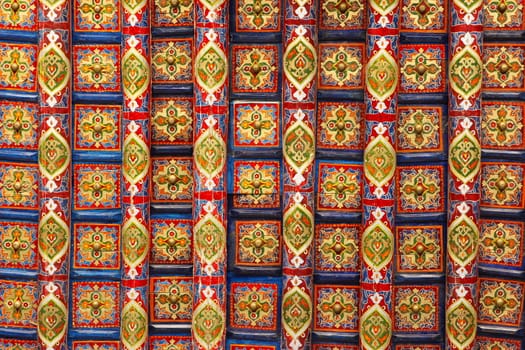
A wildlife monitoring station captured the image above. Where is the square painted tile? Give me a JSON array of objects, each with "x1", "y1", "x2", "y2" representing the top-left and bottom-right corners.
[
  {"x1": 315, "y1": 223, "x2": 360, "y2": 274},
  {"x1": 150, "y1": 336, "x2": 192, "y2": 350},
  {"x1": 73, "y1": 45, "x2": 121, "y2": 92},
  {"x1": 150, "y1": 276, "x2": 193, "y2": 323},
  {"x1": 481, "y1": 162, "x2": 525, "y2": 209},
  {"x1": 74, "y1": 0, "x2": 120, "y2": 32},
  {"x1": 316, "y1": 162, "x2": 362, "y2": 212},
  {"x1": 72, "y1": 341, "x2": 120, "y2": 350},
  {"x1": 0, "y1": 43, "x2": 37, "y2": 92},
  {"x1": 483, "y1": 44, "x2": 525, "y2": 91},
  {"x1": 0, "y1": 280, "x2": 37, "y2": 328},
  {"x1": 0, "y1": 222, "x2": 38, "y2": 270},
  {"x1": 72, "y1": 281, "x2": 120, "y2": 328},
  {"x1": 235, "y1": 0, "x2": 281, "y2": 32},
  {"x1": 231, "y1": 159, "x2": 281, "y2": 209},
  {"x1": 0, "y1": 101, "x2": 38, "y2": 150},
  {"x1": 483, "y1": 0, "x2": 524, "y2": 30},
  {"x1": 0, "y1": 0, "x2": 37, "y2": 31},
  {"x1": 397, "y1": 106, "x2": 444, "y2": 153},
  {"x1": 319, "y1": 0, "x2": 365, "y2": 30},
  {"x1": 479, "y1": 219, "x2": 524, "y2": 269},
  {"x1": 318, "y1": 43, "x2": 364, "y2": 90},
  {"x1": 396, "y1": 225, "x2": 443, "y2": 273},
  {"x1": 150, "y1": 218, "x2": 193, "y2": 265},
  {"x1": 229, "y1": 280, "x2": 280, "y2": 333},
  {"x1": 152, "y1": 0, "x2": 193, "y2": 27},
  {"x1": 152, "y1": 157, "x2": 193, "y2": 203},
  {"x1": 0, "y1": 339, "x2": 38, "y2": 349},
  {"x1": 396, "y1": 165, "x2": 445, "y2": 214},
  {"x1": 313, "y1": 345, "x2": 359, "y2": 350},
  {"x1": 317, "y1": 102, "x2": 364, "y2": 151},
  {"x1": 152, "y1": 39, "x2": 193, "y2": 84},
  {"x1": 0, "y1": 162, "x2": 38, "y2": 210},
  {"x1": 313, "y1": 285, "x2": 359, "y2": 333},
  {"x1": 231, "y1": 44, "x2": 279, "y2": 94},
  {"x1": 234, "y1": 220, "x2": 281, "y2": 267},
  {"x1": 152, "y1": 97, "x2": 193, "y2": 146},
  {"x1": 393, "y1": 285, "x2": 440, "y2": 333},
  {"x1": 478, "y1": 278, "x2": 525, "y2": 327},
  {"x1": 74, "y1": 104, "x2": 121, "y2": 152},
  {"x1": 73, "y1": 223, "x2": 120, "y2": 270},
  {"x1": 482, "y1": 101, "x2": 525, "y2": 150},
  {"x1": 74, "y1": 164, "x2": 121, "y2": 210},
  {"x1": 232, "y1": 101, "x2": 281, "y2": 150},
  {"x1": 400, "y1": 0, "x2": 447, "y2": 32},
  {"x1": 399, "y1": 45, "x2": 446, "y2": 93},
  {"x1": 477, "y1": 337, "x2": 522, "y2": 350}
]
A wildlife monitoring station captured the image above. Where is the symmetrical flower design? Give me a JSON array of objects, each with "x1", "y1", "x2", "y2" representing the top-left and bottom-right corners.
[{"x1": 236, "y1": 221, "x2": 281, "y2": 266}]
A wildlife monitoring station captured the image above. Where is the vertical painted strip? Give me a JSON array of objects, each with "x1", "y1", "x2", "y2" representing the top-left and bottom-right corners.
[
  {"x1": 191, "y1": 0, "x2": 228, "y2": 349},
  {"x1": 446, "y1": 0, "x2": 482, "y2": 348},
  {"x1": 120, "y1": 0, "x2": 151, "y2": 348},
  {"x1": 359, "y1": 0, "x2": 399, "y2": 349},
  {"x1": 281, "y1": 1, "x2": 317, "y2": 349},
  {"x1": 37, "y1": 0, "x2": 72, "y2": 349}
]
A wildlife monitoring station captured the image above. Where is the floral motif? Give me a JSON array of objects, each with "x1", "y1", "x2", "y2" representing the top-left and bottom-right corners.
[
  {"x1": 401, "y1": 0, "x2": 445, "y2": 30},
  {"x1": 73, "y1": 282, "x2": 120, "y2": 328},
  {"x1": 320, "y1": 0, "x2": 365, "y2": 29},
  {"x1": 152, "y1": 158, "x2": 193, "y2": 202},
  {"x1": 315, "y1": 224, "x2": 359, "y2": 273},
  {"x1": 314, "y1": 286, "x2": 359, "y2": 332},
  {"x1": 151, "y1": 277, "x2": 193, "y2": 322},
  {"x1": 151, "y1": 219, "x2": 192, "y2": 265},
  {"x1": 75, "y1": 105, "x2": 120, "y2": 151},
  {"x1": 317, "y1": 102, "x2": 363, "y2": 150},
  {"x1": 74, "y1": 45, "x2": 120, "y2": 92},
  {"x1": 236, "y1": 221, "x2": 281, "y2": 266},
  {"x1": 74, "y1": 164, "x2": 121, "y2": 209},
  {"x1": 397, "y1": 226, "x2": 442, "y2": 272},
  {"x1": 0, "y1": 102, "x2": 38, "y2": 149},
  {"x1": 150, "y1": 336, "x2": 192, "y2": 350},
  {"x1": 317, "y1": 163, "x2": 362, "y2": 211},
  {"x1": 153, "y1": 0, "x2": 193, "y2": 26},
  {"x1": 484, "y1": 0, "x2": 523, "y2": 29},
  {"x1": 0, "y1": 223, "x2": 36, "y2": 270},
  {"x1": 74, "y1": 224, "x2": 120, "y2": 269},
  {"x1": 72, "y1": 341, "x2": 120, "y2": 350},
  {"x1": 477, "y1": 337, "x2": 522, "y2": 350},
  {"x1": 0, "y1": 280, "x2": 37, "y2": 328},
  {"x1": 0, "y1": 43, "x2": 36, "y2": 91},
  {"x1": 397, "y1": 107, "x2": 442, "y2": 152},
  {"x1": 481, "y1": 163, "x2": 524, "y2": 208},
  {"x1": 230, "y1": 283, "x2": 278, "y2": 331},
  {"x1": 479, "y1": 279, "x2": 524, "y2": 326},
  {"x1": 394, "y1": 286, "x2": 438, "y2": 331},
  {"x1": 479, "y1": 220, "x2": 523, "y2": 268},
  {"x1": 397, "y1": 166, "x2": 443, "y2": 213},
  {"x1": 234, "y1": 102, "x2": 280, "y2": 148},
  {"x1": 75, "y1": 0, "x2": 120, "y2": 31},
  {"x1": 319, "y1": 44, "x2": 363, "y2": 89},
  {"x1": 152, "y1": 39, "x2": 192, "y2": 83},
  {"x1": 0, "y1": 0, "x2": 36, "y2": 30},
  {"x1": 233, "y1": 45, "x2": 278, "y2": 93},
  {"x1": 483, "y1": 45, "x2": 525, "y2": 90},
  {"x1": 449, "y1": 46, "x2": 482, "y2": 101},
  {"x1": 233, "y1": 160, "x2": 280, "y2": 208},
  {"x1": 400, "y1": 45, "x2": 444, "y2": 92},
  {"x1": 0, "y1": 163, "x2": 38, "y2": 209},
  {"x1": 236, "y1": 0, "x2": 280, "y2": 31},
  {"x1": 152, "y1": 98, "x2": 193, "y2": 145},
  {"x1": 482, "y1": 102, "x2": 524, "y2": 149}
]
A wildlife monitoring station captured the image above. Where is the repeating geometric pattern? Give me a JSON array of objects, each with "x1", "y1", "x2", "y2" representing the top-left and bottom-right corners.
[{"x1": 0, "y1": 0, "x2": 522, "y2": 347}]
